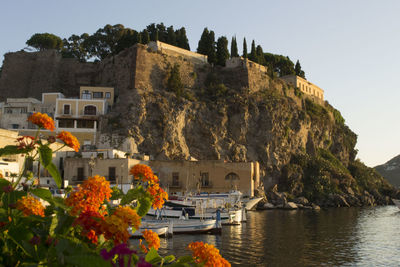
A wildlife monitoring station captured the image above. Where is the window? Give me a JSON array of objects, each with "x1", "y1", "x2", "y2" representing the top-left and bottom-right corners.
[
  {"x1": 172, "y1": 172, "x2": 179, "y2": 186},
  {"x1": 105, "y1": 92, "x2": 111, "y2": 99},
  {"x1": 41, "y1": 107, "x2": 47, "y2": 113},
  {"x1": 93, "y1": 92, "x2": 103, "y2": 99},
  {"x1": 11, "y1": 124, "x2": 19, "y2": 129},
  {"x1": 81, "y1": 90, "x2": 91, "y2": 99},
  {"x1": 109, "y1": 167, "x2": 116, "y2": 182},
  {"x1": 20, "y1": 107, "x2": 27, "y2": 114},
  {"x1": 84, "y1": 105, "x2": 96, "y2": 115},
  {"x1": 6, "y1": 108, "x2": 12, "y2": 114},
  {"x1": 63, "y1": 104, "x2": 70, "y2": 115},
  {"x1": 77, "y1": 167, "x2": 84, "y2": 181},
  {"x1": 201, "y1": 172, "x2": 210, "y2": 187},
  {"x1": 77, "y1": 120, "x2": 95, "y2": 128},
  {"x1": 59, "y1": 157, "x2": 64, "y2": 170},
  {"x1": 58, "y1": 119, "x2": 74, "y2": 128}
]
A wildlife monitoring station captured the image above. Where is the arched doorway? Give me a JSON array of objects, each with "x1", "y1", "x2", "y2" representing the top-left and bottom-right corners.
[{"x1": 225, "y1": 172, "x2": 240, "y2": 190}]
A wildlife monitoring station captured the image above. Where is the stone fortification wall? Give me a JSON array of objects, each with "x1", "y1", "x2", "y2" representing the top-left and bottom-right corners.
[
  {"x1": 226, "y1": 57, "x2": 268, "y2": 73},
  {"x1": 0, "y1": 50, "x2": 96, "y2": 101},
  {"x1": 148, "y1": 41, "x2": 208, "y2": 64},
  {"x1": 280, "y1": 75, "x2": 324, "y2": 102}
]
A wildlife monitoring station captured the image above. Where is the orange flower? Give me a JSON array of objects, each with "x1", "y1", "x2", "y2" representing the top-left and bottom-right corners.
[
  {"x1": 141, "y1": 229, "x2": 160, "y2": 251},
  {"x1": 74, "y1": 210, "x2": 104, "y2": 244},
  {"x1": 188, "y1": 241, "x2": 231, "y2": 267},
  {"x1": 113, "y1": 206, "x2": 141, "y2": 230},
  {"x1": 101, "y1": 214, "x2": 130, "y2": 245},
  {"x1": 129, "y1": 164, "x2": 158, "y2": 184},
  {"x1": 28, "y1": 112, "x2": 55, "y2": 131},
  {"x1": 147, "y1": 183, "x2": 168, "y2": 209},
  {"x1": 65, "y1": 175, "x2": 112, "y2": 216},
  {"x1": 56, "y1": 131, "x2": 80, "y2": 152},
  {"x1": 16, "y1": 196, "x2": 45, "y2": 217}
]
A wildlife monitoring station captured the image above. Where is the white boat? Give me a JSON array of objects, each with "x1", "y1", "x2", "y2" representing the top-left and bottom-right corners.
[
  {"x1": 143, "y1": 218, "x2": 221, "y2": 234},
  {"x1": 392, "y1": 198, "x2": 400, "y2": 208},
  {"x1": 128, "y1": 225, "x2": 169, "y2": 238},
  {"x1": 147, "y1": 207, "x2": 243, "y2": 225}
]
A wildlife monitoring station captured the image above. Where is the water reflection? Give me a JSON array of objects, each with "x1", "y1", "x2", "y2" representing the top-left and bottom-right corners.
[{"x1": 143, "y1": 207, "x2": 400, "y2": 266}]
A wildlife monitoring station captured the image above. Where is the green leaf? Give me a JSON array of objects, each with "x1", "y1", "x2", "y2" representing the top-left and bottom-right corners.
[
  {"x1": 164, "y1": 255, "x2": 176, "y2": 263},
  {"x1": 46, "y1": 163, "x2": 61, "y2": 188},
  {"x1": 0, "y1": 178, "x2": 11, "y2": 192},
  {"x1": 54, "y1": 214, "x2": 75, "y2": 235},
  {"x1": 49, "y1": 214, "x2": 58, "y2": 236},
  {"x1": 176, "y1": 255, "x2": 195, "y2": 264},
  {"x1": 2, "y1": 190, "x2": 26, "y2": 208},
  {"x1": 145, "y1": 247, "x2": 162, "y2": 264},
  {"x1": 38, "y1": 145, "x2": 53, "y2": 167},
  {"x1": 31, "y1": 188, "x2": 52, "y2": 201},
  {"x1": 0, "y1": 145, "x2": 32, "y2": 156},
  {"x1": 137, "y1": 197, "x2": 152, "y2": 217},
  {"x1": 120, "y1": 188, "x2": 140, "y2": 205}
]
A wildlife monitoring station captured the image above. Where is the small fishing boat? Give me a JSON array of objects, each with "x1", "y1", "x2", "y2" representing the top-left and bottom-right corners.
[{"x1": 143, "y1": 218, "x2": 221, "y2": 234}]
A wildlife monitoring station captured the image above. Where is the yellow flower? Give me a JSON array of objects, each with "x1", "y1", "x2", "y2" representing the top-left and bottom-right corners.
[
  {"x1": 16, "y1": 196, "x2": 45, "y2": 217},
  {"x1": 56, "y1": 131, "x2": 80, "y2": 152},
  {"x1": 28, "y1": 112, "x2": 55, "y2": 131},
  {"x1": 113, "y1": 206, "x2": 141, "y2": 230}
]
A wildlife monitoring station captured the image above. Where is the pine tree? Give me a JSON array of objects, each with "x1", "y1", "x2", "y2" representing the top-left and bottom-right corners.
[
  {"x1": 243, "y1": 37, "x2": 248, "y2": 58},
  {"x1": 295, "y1": 60, "x2": 305, "y2": 77},
  {"x1": 216, "y1": 36, "x2": 230, "y2": 66},
  {"x1": 230, "y1": 36, "x2": 238, "y2": 58},
  {"x1": 249, "y1": 40, "x2": 257, "y2": 61}
]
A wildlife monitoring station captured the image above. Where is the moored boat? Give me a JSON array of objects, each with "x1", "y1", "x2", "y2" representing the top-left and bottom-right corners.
[{"x1": 128, "y1": 225, "x2": 169, "y2": 238}]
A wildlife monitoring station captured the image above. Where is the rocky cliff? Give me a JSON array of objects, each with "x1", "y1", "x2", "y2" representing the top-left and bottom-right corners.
[
  {"x1": 375, "y1": 155, "x2": 400, "y2": 187},
  {"x1": 0, "y1": 45, "x2": 398, "y2": 207}
]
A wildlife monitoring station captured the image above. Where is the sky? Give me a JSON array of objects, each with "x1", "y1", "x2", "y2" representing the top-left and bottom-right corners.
[{"x1": 1, "y1": 0, "x2": 399, "y2": 167}]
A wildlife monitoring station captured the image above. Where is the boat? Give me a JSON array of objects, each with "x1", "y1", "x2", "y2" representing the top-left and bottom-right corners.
[
  {"x1": 392, "y1": 198, "x2": 400, "y2": 208},
  {"x1": 143, "y1": 218, "x2": 221, "y2": 234},
  {"x1": 147, "y1": 206, "x2": 243, "y2": 225},
  {"x1": 128, "y1": 224, "x2": 170, "y2": 238}
]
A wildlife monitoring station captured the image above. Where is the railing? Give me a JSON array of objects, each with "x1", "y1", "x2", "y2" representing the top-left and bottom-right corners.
[{"x1": 201, "y1": 181, "x2": 213, "y2": 188}]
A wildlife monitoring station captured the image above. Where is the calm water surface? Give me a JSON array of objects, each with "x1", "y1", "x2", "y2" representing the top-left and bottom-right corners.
[{"x1": 151, "y1": 206, "x2": 400, "y2": 266}]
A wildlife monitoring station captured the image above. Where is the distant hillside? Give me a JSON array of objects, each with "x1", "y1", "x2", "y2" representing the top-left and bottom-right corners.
[{"x1": 375, "y1": 155, "x2": 400, "y2": 187}]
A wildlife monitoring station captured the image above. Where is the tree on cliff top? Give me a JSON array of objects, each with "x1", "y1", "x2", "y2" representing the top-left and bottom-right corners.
[
  {"x1": 249, "y1": 40, "x2": 257, "y2": 62},
  {"x1": 295, "y1": 60, "x2": 306, "y2": 78},
  {"x1": 26, "y1": 33, "x2": 63, "y2": 51},
  {"x1": 230, "y1": 36, "x2": 239, "y2": 58},
  {"x1": 242, "y1": 37, "x2": 248, "y2": 58},
  {"x1": 197, "y1": 28, "x2": 216, "y2": 64},
  {"x1": 216, "y1": 36, "x2": 230, "y2": 66}
]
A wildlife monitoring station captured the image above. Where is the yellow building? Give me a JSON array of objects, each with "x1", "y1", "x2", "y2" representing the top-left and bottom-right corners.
[
  {"x1": 280, "y1": 75, "x2": 324, "y2": 101},
  {"x1": 149, "y1": 160, "x2": 260, "y2": 197}
]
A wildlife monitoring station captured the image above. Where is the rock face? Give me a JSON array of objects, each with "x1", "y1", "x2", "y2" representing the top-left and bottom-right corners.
[
  {"x1": 375, "y1": 155, "x2": 400, "y2": 187},
  {"x1": 0, "y1": 45, "x2": 398, "y2": 207}
]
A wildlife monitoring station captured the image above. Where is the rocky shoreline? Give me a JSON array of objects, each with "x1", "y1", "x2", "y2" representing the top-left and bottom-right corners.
[{"x1": 256, "y1": 184, "x2": 397, "y2": 210}]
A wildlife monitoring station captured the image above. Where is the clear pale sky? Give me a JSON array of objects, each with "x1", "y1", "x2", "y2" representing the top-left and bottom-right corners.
[{"x1": 1, "y1": 0, "x2": 399, "y2": 167}]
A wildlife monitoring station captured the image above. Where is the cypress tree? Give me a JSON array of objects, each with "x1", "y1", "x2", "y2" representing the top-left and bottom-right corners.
[
  {"x1": 207, "y1": 31, "x2": 217, "y2": 64},
  {"x1": 249, "y1": 40, "x2": 257, "y2": 61},
  {"x1": 197, "y1": 28, "x2": 210, "y2": 55},
  {"x1": 243, "y1": 37, "x2": 248, "y2": 58},
  {"x1": 176, "y1": 27, "x2": 190, "y2": 50},
  {"x1": 230, "y1": 36, "x2": 239, "y2": 58},
  {"x1": 256, "y1": 45, "x2": 265, "y2": 65},
  {"x1": 216, "y1": 36, "x2": 230, "y2": 66},
  {"x1": 166, "y1": 26, "x2": 176, "y2": 45},
  {"x1": 141, "y1": 30, "x2": 150, "y2": 44}
]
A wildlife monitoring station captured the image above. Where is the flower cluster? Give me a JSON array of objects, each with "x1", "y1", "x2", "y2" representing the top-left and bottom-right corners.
[
  {"x1": 65, "y1": 175, "x2": 112, "y2": 216},
  {"x1": 147, "y1": 183, "x2": 168, "y2": 210},
  {"x1": 74, "y1": 210, "x2": 104, "y2": 244},
  {"x1": 130, "y1": 164, "x2": 168, "y2": 210},
  {"x1": 130, "y1": 164, "x2": 158, "y2": 183},
  {"x1": 16, "y1": 136, "x2": 37, "y2": 150},
  {"x1": 101, "y1": 206, "x2": 141, "y2": 245},
  {"x1": 188, "y1": 241, "x2": 231, "y2": 267},
  {"x1": 140, "y1": 229, "x2": 160, "y2": 253},
  {"x1": 56, "y1": 131, "x2": 80, "y2": 152},
  {"x1": 28, "y1": 112, "x2": 55, "y2": 131},
  {"x1": 16, "y1": 196, "x2": 45, "y2": 217}
]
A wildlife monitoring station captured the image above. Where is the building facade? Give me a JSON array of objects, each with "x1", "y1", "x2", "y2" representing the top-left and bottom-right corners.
[{"x1": 280, "y1": 75, "x2": 324, "y2": 101}]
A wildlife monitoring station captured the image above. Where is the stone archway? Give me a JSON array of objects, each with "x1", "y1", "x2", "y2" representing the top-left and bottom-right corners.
[{"x1": 225, "y1": 172, "x2": 240, "y2": 190}]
